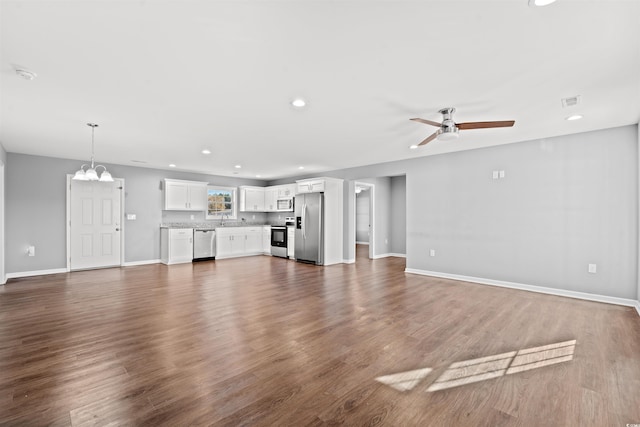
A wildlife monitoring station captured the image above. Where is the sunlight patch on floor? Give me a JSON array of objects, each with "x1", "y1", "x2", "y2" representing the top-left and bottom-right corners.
[{"x1": 375, "y1": 340, "x2": 576, "y2": 393}]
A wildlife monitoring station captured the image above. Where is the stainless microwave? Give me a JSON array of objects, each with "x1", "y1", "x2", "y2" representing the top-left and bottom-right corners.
[{"x1": 276, "y1": 197, "x2": 294, "y2": 211}]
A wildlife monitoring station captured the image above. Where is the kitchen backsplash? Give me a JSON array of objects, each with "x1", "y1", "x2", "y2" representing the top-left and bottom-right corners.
[{"x1": 161, "y1": 210, "x2": 269, "y2": 226}]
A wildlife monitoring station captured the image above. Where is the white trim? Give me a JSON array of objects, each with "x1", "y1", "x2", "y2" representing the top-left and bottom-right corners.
[
  {"x1": 0, "y1": 162, "x2": 4, "y2": 285},
  {"x1": 405, "y1": 268, "x2": 639, "y2": 311},
  {"x1": 372, "y1": 253, "x2": 392, "y2": 259},
  {"x1": 372, "y1": 253, "x2": 406, "y2": 259},
  {"x1": 356, "y1": 241, "x2": 370, "y2": 245},
  {"x1": 122, "y1": 259, "x2": 161, "y2": 267},
  {"x1": 67, "y1": 176, "x2": 125, "y2": 271},
  {"x1": 343, "y1": 258, "x2": 356, "y2": 264},
  {"x1": 6, "y1": 268, "x2": 68, "y2": 280},
  {"x1": 389, "y1": 253, "x2": 406, "y2": 258},
  {"x1": 635, "y1": 300, "x2": 640, "y2": 317}
]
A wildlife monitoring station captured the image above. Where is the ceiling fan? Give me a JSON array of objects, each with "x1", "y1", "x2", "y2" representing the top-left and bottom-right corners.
[{"x1": 410, "y1": 107, "x2": 515, "y2": 146}]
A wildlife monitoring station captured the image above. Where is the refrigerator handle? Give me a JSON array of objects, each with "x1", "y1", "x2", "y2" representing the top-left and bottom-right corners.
[{"x1": 302, "y1": 203, "x2": 306, "y2": 239}]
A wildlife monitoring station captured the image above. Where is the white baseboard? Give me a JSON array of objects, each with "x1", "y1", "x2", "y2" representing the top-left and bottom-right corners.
[
  {"x1": 6, "y1": 268, "x2": 68, "y2": 280},
  {"x1": 356, "y1": 241, "x2": 370, "y2": 245},
  {"x1": 122, "y1": 259, "x2": 161, "y2": 267},
  {"x1": 372, "y1": 253, "x2": 406, "y2": 259},
  {"x1": 405, "y1": 268, "x2": 639, "y2": 314},
  {"x1": 635, "y1": 300, "x2": 640, "y2": 317},
  {"x1": 343, "y1": 258, "x2": 356, "y2": 264}
]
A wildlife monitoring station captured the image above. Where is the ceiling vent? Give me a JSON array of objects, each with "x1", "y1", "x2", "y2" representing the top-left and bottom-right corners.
[{"x1": 561, "y1": 96, "x2": 581, "y2": 108}]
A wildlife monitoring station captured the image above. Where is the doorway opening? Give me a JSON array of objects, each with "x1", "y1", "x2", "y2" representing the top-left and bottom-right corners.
[{"x1": 354, "y1": 181, "x2": 374, "y2": 261}]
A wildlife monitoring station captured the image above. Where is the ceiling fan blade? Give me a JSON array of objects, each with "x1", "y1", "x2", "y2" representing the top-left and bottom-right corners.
[
  {"x1": 410, "y1": 118, "x2": 442, "y2": 127},
  {"x1": 457, "y1": 120, "x2": 515, "y2": 130},
  {"x1": 418, "y1": 131, "x2": 440, "y2": 146}
]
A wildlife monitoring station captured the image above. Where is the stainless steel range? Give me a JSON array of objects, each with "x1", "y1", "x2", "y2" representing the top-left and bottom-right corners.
[
  {"x1": 270, "y1": 225, "x2": 287, "y2": 258},
  {"x1": 271, "y1": 217, "x2": 296, "y2": 258}
]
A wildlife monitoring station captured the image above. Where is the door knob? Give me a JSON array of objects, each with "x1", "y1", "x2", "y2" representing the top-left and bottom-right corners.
[{"x1": 116, "y1": 228, "x2": 120, "y2": 231}]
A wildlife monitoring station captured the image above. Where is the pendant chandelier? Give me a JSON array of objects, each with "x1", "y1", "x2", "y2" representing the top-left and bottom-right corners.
[{"x1": 72, "y1": 123, "x2": 113, "y2": 182}]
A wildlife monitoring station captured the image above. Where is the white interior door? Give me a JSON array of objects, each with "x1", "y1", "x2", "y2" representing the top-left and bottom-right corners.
[{"x1": 70, "y1": 178, "x2": 122, "y2": 270}]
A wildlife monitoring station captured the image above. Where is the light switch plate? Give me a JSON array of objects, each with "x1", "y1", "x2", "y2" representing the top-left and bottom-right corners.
[
  {"x1": 127, "y1": 214, "x2": 137, "y2": 220},
  {"x1": 588, "y1": 263, "x2": 597, "y2": 273},
  {"x1": 492, "y1": 171, "x2": 499, "y2": 179},
  {"x1": 499, "y1": 170, "x2": 505, "y2": 178},
  {"x1": 430, "y1": 249, "x2": 436, "y2": 257}
]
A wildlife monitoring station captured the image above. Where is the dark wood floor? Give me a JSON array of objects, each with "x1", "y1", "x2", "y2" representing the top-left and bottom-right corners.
[{"x1": 1, "y1": 246, "x2": 639, "y2": 426}]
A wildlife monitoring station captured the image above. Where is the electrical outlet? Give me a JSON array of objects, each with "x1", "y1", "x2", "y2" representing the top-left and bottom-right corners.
[
  {"x1": 190, "y1": 214, "x2": 195, "y2": 220},
  {"x1": 27, "y1": 246, "x2": 35, "y2": 257},
  {"x1": 385, "y1": 238, "x2": 388, "y2": 245},
  {"x1": 252, "y1": 215, "x2": 256, "y2": 220},
  {"x1": 430, "y1": 249, "x2": 436, "y2": 257},
  {"x1": 588, "y1": 264, "x2": 597, "y2": 274}
]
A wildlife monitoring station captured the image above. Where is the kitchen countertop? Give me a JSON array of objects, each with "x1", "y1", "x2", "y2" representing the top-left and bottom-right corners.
[{"x1": 161, "y1": 222, "x2": 272, "y2": 229}]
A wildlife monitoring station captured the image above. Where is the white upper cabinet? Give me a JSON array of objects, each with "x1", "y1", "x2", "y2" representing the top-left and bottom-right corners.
[
  {"x1": 264, "y1": 187, "x2": 278, "y2": 212},
  {"x1": 296, "y1": 179, "x2": 325, "y2": 194},
  {"x1": 278, "y1": 184, "x2": 296, "y2": 198},
  {"x1": 164, "y1": 179, "x2": 208, "y2": 211},
  {"x1": 239, "y1": 186, "x2": 265, "y2": 212}
]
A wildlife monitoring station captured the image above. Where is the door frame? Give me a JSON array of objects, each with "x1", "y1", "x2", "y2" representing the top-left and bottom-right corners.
[
  {"x1": 0, "y1": 161, "x2": 5, "y2": 285},
  {"x1": 354, "y1": 181, "x2": 375, "y2": 259},
  {"x1": 66, "y1": 175, "x2": 125, "y2": 271}
]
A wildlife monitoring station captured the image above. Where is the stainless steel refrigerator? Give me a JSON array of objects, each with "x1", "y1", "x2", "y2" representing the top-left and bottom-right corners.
[{"x1": 295, "y1": 192, "x2": 324, "y2": 265}]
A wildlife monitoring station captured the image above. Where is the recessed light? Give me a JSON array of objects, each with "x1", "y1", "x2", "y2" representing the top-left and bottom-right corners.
[
  {"x1": 298, "y1": 166, "x2": 305, "y2": 170},
  {"x1": 528, "y1": 0, "x2": 557, "y2": 6},
  {"x1": 566, "y1": 114, "x2": 583, "y2": 121},
  {"x1": 234, "y1": 165, "x2": 242, "y2": 169},
  {"x1": 409, "y1": 145, "x2": 418, "y2": 150},
  {"x1": 291, "y1": 98, "x2": 306, "y2": 108},
  {"x1": 201, "y1": 149, "x2": 211, "y2": 155},
  {"x1": 15, "y1": 68, "x2": 37, "y2": 80},
  {"x1": 169, "y1": 164, "x2": 176, "y2": 168}
]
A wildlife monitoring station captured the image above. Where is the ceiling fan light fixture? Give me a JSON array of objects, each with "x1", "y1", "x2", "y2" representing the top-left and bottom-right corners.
[{"x1": 438, "y1": 127, "x2": 459, "y2": 141}]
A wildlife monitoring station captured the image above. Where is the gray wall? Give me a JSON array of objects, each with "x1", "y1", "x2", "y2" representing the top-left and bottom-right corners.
[
  {"x1": 406, "y1": 126, "x2": 637, "y2": 299},
  {"x1": 5, "y1": 153, "x2": 266, "y2": 273},
  {"x1": 356, "y1": 189, "x2": 370, "y2": 243},
  {"x1": 390, "y1": 175, "x2": 406, "y2": 254},
  {"x1": 272, "y1": 125, "x2": 639, "y2": 300},
  {"x1": 5, "y1": 125, "x2": 639, "y2": 300}
]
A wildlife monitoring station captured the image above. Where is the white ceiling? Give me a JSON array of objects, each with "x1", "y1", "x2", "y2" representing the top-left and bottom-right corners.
[{"x1": 1, "y1": 0, "x2": 639, "y2": 180}]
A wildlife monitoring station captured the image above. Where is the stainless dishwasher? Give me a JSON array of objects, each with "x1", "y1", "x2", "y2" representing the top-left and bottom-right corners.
[{"x1": 193, "y1": 229, "x2": 216, "y2": 261}]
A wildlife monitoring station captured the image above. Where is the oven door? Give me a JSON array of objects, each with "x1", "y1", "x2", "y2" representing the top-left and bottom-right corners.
[{"x1": 271, "y1": 227, "x2": 287, "y2": 248}]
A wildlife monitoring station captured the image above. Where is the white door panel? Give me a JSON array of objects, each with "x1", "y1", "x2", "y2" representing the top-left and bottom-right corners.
[{"x1": 70, "y1": 179, "x2": 122, "y2": 270}]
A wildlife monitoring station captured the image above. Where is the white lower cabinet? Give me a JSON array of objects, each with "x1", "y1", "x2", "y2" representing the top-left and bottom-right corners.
[
  {"x1": 287, "y1": 227, "x2": 295, "y2": 259},
  {"x1": 216, "y1": 227, "x2": 264, "y2": 259},
  {"x1": 160, "y1": 228, "x2": 193, "y2": 265},
  {"x1": 263, "y1": 226, "x2": 271, "y2": 254}
]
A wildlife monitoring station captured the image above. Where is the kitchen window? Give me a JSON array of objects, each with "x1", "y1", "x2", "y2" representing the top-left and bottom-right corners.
[{"x1": 206, "y1": 186, "x2": 237, "y2": 220}]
